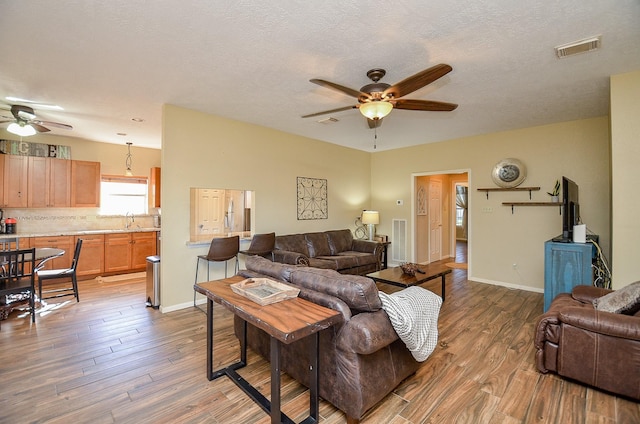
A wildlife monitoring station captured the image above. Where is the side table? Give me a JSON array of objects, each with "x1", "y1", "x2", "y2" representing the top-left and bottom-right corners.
[{"x1": 195, "y1": 276, "x2": 342, "y2": 424}]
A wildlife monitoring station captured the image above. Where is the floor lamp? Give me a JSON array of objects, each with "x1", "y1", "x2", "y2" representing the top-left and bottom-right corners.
[{"x1": 361, "y1": 211, "x2": 379, "y2": 241}]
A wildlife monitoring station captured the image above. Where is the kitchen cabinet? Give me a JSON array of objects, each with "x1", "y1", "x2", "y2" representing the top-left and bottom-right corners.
[
  {"x1": 1, "y1": 154, "x2": 29, "y2": 208},
  {"x1": 28, "y1": 157, "x2": 71, "y2": 208},
  {"x1": 75, "y1": 234, "x2": 105, "y2": 276},
  {"x1": 131, "y1": 232, "x2": 156, "y2": 269},
  {"x1": 149, "y1": 167, "x2": 161, "y2": 208},
  {"x1": 71, "y1": 160, "x2": 101, "y2": 207},
  {"x1": 105, "y1": 232, "x2": 157, "y2": 273},
  {"x1": 32, "y1": 235, "x2": 74, "y2": 271}
]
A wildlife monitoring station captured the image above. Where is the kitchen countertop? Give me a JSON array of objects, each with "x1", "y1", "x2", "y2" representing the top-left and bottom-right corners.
[{"x1": 0, "y1": 227, "x2": 160, "y2": 240}]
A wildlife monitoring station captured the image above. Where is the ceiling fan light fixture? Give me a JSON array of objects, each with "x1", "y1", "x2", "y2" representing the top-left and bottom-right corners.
[
  {"x1": 7, "y1": 122, "x2": 36, "y2": 136},
  {"x1": 359, "y1": 101, "x2": 393, "y2": 120}
]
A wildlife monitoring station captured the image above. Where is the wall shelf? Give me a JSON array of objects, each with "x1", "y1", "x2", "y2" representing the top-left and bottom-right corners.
[
  {"x1": 477, "y1": 186, "x2": 540, "y2": 199},
  {"x1": 502, "y1": 202, "x2": 562, "y2": 214}
]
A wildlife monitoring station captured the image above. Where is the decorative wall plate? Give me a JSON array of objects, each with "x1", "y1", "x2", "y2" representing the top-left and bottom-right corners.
[{"x1": 491, "y1": 158, "x2": 526, "y2": 188}]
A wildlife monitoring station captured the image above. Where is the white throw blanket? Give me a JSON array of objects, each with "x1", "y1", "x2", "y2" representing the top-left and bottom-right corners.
[{"x1": 378, "y1": 286, "x2": 442, "y2": 362}]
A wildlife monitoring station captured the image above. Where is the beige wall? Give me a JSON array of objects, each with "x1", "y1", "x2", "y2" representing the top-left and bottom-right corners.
[
  {"x1": 371, "y1": 116, "x2": 611, "y2": 292},
  {"x1": 610, "y1": 70, "x2": 640, "y2": 289},
  {"x1": 0, "y1": 129, "x2": 160, "y2": 174},
  {"x1": 161, "y1": 105, "x2": 371, "y2": 311}
]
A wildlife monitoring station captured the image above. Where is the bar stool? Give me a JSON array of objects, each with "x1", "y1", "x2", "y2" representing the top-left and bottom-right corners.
[
  {"x1": 194, "y1": 235, "x2": 239, "y2": 308},
  {"x1": 238, "y1": 232, "x2": 275, "y2": 260}
]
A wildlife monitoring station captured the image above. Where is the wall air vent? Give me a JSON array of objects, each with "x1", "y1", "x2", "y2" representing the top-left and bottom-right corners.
[
  {"x1": 317, "y1": 117, "x2": 339, "y2": 124},
  {"x1": 555, "y1": 36, "x2": 601, "y2": 58}
]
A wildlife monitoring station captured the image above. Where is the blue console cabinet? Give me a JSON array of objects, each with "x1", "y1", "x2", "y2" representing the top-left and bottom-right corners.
[{"x1": 544, "y1": 240, "x2": 595, "y2": 312}]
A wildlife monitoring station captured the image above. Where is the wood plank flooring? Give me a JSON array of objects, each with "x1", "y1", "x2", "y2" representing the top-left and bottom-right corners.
[{"x1": 1, "y1": 257, "x2": 638, "y2": 423}]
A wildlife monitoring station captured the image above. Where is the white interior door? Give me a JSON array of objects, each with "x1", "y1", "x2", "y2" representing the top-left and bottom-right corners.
[
  {"x1": 197, "y1": 189, "x2": 224, "y2": 236},
  {"x1": 429, "y1": 179, "x2": 443, "y2": 262}
]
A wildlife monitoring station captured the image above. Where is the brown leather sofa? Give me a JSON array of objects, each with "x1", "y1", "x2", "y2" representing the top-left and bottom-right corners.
[
  {"x1": 272, "y1": 229, "x2": 381, "y2": 275},
  {"x1": 534, "y1": 285, "x2": 640, "y2": 400},
  {"x1": 237, "y1": 256, "x2": 420, "y2": 423}
]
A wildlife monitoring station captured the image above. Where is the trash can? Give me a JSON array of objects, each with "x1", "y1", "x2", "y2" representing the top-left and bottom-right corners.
[{"x1": 146, "y1": 255, "x2": 160, "y2": 308}]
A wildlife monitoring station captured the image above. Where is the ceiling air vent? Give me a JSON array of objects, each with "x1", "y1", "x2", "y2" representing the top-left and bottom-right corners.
[
  {"x1": 555, "y1": 36, "x2": 601, "y2": 58},
  {"x1": 317, "y1": 117, "x2": 339, "y2": 124}
]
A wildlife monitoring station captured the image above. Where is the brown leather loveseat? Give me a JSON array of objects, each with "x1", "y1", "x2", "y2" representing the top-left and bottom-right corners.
[
  {"x1": 237, "y1": 256, "x2": 421, "y2": 423},
  {"x1": 534, "y1": 284, "x2": 640, "y2": 400},
  {"x1": 272, "y1": 229, "x2": 381, "y2": 275}
]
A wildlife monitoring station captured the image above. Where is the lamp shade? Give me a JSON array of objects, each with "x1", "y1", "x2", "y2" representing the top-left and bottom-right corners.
[
  {"x1": 359, "y1": 101, "x2": 393, "y2": 120},
  {"x1": 7, "y1": 122, "x2": 36, "y2": 137},
  {"x1": 361, "y1": 210, "x2": 380, "y2": 225}
]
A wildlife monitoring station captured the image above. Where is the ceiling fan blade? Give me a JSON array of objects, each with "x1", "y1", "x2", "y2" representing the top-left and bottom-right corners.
[
  {"x1": 367, "y1": 118, "x2": 383, "y2": 129},
  {"x1": 0, "y1": 119, "x2": 13, "y2": 124},
  {"x1": 301, "y1": 105, "x2": 356, "y2": 118},
  {"x1": 30, "y1": 122, "x2": 51, "y2": 132},
  {"x1": 310, "y1": 79, "x2": 371, "y2": 100},
  {"x1": 394, "y1": 98, "x2": 458, "y2": 111},
  {"x1": 34, "y1": 120, "x2": 73, "y2": 130},
  {"x1": 383, "y1": 64, "x2": 453, "y2": 99}
]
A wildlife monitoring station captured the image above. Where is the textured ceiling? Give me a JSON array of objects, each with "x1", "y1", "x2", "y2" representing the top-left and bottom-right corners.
[{"x1": 0, "y1": 1, "x2": 639, "y2": 152}]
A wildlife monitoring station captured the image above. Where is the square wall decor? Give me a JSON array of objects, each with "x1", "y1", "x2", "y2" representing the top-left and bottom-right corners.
[{"x1": 297, "y1": 177, "x2": 327, "y2": 220}]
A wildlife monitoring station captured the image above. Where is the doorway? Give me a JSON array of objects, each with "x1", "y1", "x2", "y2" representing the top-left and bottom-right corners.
[{"x1": 413, "y1": 171, "x2": 469, "y2": 265}]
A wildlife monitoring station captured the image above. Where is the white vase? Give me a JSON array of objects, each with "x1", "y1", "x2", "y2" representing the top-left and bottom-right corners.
[{"x1": 551, "y1": 195, "x2": 559, "y2": 203}]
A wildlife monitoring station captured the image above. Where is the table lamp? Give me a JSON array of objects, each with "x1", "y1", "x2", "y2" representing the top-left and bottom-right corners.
[{"x1": 361, "y1": 210, "x2": 379, "y2": 241}]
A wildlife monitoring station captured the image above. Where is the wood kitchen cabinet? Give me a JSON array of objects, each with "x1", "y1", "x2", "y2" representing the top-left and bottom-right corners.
[
  {"x1": 105, "y1": 232, "x2": 156, "y2": 273},
  {"x1": 1, "y1": 154, "x2": 29, "y2": 208},
  {"x1": 28, "y1": 157, "x2": 71, "y2": 208},
  {"x1": 149, "y1": 167, "x2": 161, "y2": 208},
  {"x1": 32, "y1": 235, "x2": 74, "y2": 271},
  {"x1": 75, "y1": 234, "x2": 105, "y2": 276},
  {"x1": 71, "y1": 160, "x2": 101, "y2": 207}
]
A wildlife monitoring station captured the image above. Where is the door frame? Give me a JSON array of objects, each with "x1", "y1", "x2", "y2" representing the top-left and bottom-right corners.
[{"x1": 411, "y1": 169, "x2": 471, "y2": 265}]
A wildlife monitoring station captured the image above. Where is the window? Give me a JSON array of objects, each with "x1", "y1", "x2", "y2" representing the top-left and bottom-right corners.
[{"x1": 100, "y1": 175, "x2": 148, "y2": 215}]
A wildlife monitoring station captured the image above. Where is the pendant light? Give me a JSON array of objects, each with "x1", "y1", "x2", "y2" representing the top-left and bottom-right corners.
[{"x1": 125, "y1": 142, "x2": 133, "y2": 176}]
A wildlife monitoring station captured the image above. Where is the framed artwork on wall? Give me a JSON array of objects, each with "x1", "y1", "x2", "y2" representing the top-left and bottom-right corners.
[{"x1": 297, "y1": 176, "x2": 328, "y2": 220}]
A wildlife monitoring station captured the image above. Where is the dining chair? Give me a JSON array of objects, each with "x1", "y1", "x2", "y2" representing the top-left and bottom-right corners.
[
  {"x1": 238, "y1": 232, "x2": 275, "y2": 260},
  {"x1": 37, "y1": 238, "x2": 83, "y2": 302},
  {"x1": 0, "y1": 248, "x2": 36, "y2": 326},
  {"x1": 194, "y1": 236, "x2": 239, "y2": 308},
  {"x1": 0, "y1": 237, "x2": 19, "y2": 251}
]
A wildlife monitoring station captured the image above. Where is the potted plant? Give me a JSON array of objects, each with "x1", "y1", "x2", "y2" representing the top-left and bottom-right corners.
[{"x1": 548, "y1": 180, "x2": 560, "y2": 202}]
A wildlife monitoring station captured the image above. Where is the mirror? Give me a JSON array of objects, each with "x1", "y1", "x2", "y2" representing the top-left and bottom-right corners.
[{"x1": 190, "y1": 188, "x2": 254, "y2": 242}]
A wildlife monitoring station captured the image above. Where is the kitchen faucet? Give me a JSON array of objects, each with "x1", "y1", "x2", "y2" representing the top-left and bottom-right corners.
[{"x1": 125, "y1": 212, "x2": 135, "y2": 229}]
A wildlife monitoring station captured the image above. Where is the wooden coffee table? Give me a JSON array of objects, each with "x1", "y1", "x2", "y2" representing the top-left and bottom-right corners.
[{"x1": 367, "y1": 262, "x2": 452, "y2": 301}]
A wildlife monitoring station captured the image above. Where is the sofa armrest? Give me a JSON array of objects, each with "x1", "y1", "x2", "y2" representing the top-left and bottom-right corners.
[
  {"x1": 559, "y1": 307, "x2": 640, "y2": 340},
  {"x1": 352, "y1": 239, "x2": 380, "y2": 254},
  {"x1": 335, "y1": 309, "x2": 399, "y2": 355},
  {"x1": 571, "y1": 285, "x2": 613, "y2": 303},
  {"x1": 272, "y1": 250, "x2": 309, "y2": 266}
]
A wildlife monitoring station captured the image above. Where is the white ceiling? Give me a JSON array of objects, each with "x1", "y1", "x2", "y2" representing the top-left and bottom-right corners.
[{"x1": 0, "y1": 1, "x2": 639, "y2": 152}]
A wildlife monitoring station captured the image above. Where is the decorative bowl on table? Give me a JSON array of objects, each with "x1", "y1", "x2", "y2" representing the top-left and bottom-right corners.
[{"x1": 400, "y1": 262, "x2": 419, "y2": 276}]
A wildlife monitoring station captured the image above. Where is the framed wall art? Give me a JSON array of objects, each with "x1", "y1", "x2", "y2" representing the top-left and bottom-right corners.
[{"x1": 297, "y1": 176, "x2": 327, "y2": 220}]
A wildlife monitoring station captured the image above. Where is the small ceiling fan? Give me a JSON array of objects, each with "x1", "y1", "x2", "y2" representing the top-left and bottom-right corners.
[
  {"x1": 302, "y1": 63, "x2": 458, "y2": 128},
  {"x1": 0, "y1": 104, "x2": 73, "y2": 136}
]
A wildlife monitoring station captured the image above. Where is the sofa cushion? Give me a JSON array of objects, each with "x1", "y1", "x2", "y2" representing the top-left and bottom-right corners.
[
  {"x1": 339, "y1": 251, "x2": 378, "y2": 267},
  {"x1": 593, "y1": 281, "x2": 640, "y2": 315},
  {"x1": 244, "y1": 255, "x2": 298, "y2": 281},
  {"x1": 326, "y1": 229, "x2": 353, "y2": 254},
  {"x1": 305, "y1": 232, "x2": 331, "y2": 257},
  {"x1": 315, "y1": 255, "x2": 359, "y2": 271},
  {"x1": 289, "y1": 267, "x2": 381, "y2": 312},
  {"x1": 275, "y1": 234, "x2": 309, "y2": 257}
]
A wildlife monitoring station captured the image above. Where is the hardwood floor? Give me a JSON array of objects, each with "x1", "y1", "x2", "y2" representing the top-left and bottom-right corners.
[{"x1": 1, "y1": 262, "x2": 638, "y2": 423}]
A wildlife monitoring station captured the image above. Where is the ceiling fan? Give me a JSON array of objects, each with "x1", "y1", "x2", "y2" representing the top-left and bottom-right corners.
[
  {"x1": 0, "y1": 104, "x2": 73, "y2": 136},
  {"x1": 302, "y1": 63, "x2": 458, "y2": 128}
]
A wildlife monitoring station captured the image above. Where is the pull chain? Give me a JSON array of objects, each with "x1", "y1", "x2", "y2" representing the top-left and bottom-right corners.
[{"x1": 374, "y1": 124, "x2": 377, "y2": 150}]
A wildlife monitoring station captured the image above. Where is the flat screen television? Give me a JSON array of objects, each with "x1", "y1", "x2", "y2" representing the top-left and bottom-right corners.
[{"x1": 553, "y1": 176, "x2": 580, "y2": 242}]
